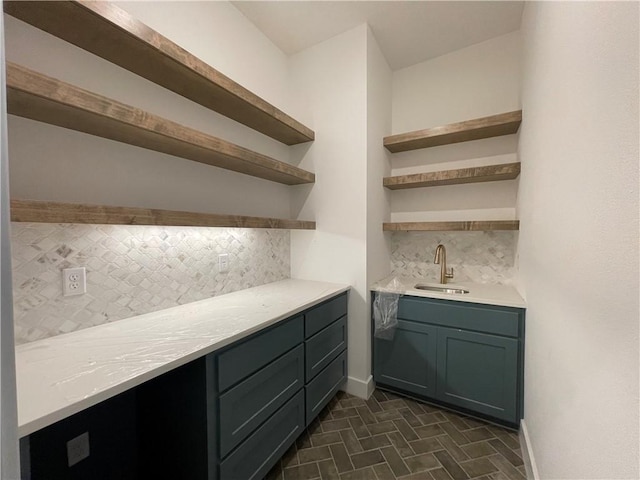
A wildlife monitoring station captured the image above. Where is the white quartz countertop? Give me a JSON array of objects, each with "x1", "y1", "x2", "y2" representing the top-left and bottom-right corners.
[
  {"x1": 371, "y1": 276, "x2": 526, "y2": 309},
  {"x1": 15, "y1": 279, "x2": 350, "y2": 437}
]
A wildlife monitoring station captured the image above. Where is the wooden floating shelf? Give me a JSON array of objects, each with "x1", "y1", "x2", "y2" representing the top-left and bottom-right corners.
[
  {"x1": 384, "y1": 163, "x2": 521, "y2": 190},
  {"x1": 4, "y1": 1, "x2": 314, "y2": 145},
  {"x1": 383, "y1": 221, "x2": 520, "y2": 232},
  {"x1": 7, "y1": 63, "x2": 314, "y2": 186},
  {"x1": 384, "y1": 111, "x2": 522, "y2": 153},
  {"x1": 10, "y1": 200, "x2": 316, "y2": 230}
]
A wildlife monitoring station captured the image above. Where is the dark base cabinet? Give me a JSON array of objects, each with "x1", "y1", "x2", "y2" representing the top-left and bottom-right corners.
[
  {"x1": 20, "y1": 292, "x2": 348, "y2": 480},
  {"x1": 21, "y1": 390, "x2": 139, "y2": 480},
  {"x1": 137, "y1": 357, "x2": 212, "y2": 480},
  {"x1": 372, "y1": 294, "x2": 524, "y2": 428}
]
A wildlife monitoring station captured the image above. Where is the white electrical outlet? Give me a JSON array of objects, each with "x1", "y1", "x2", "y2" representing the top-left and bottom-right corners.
[
  {"x1": 62, "y1": 267, "x2": 86, "y2": 296},
  {"x1": 67, "y1": 431, "x2": 90, "y2": 467},
  {"x1": 218, "y1": 253, "x2": 229, "y2": 273}
]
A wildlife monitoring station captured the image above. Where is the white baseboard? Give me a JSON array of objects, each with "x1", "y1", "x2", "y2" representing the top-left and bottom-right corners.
[
  {"x1": 342, "y1": 375, "x2": 374, "y2": 399},
  {"x1": 519, "y1": 420, "x2": 540, "y2": 480}
]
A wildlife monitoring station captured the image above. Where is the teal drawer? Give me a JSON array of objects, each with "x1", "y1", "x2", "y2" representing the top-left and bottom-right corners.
[
  {"x1": 305, "y1": 351, "x2": 347, "y2": 425},
  {"x1": 397, "y1": 296, "x2": 522, "y2": 338},
  {"x1": 218, "y1": 316, "x2": 303, "y2": 392},
  {"x1": 305, "y1": 316, "x2": 347, "y2": 382},
  {"x1": 219, "y1": 345, "x2": 304, "y2": 457},
  {"x1": 305, "y1": 293, "x2": 348, "y2": 338},
  {"x1": 220, "y1": 390, "x2": 305, "y2": 480}
]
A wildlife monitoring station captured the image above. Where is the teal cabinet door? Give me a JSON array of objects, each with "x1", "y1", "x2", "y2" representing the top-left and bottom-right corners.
[
  {"x1": 373, "y1": 320, "x2": 437, "y2": 397},
  {"x1": 436, "y1": 327, "x2": 518, "y2": 423}
]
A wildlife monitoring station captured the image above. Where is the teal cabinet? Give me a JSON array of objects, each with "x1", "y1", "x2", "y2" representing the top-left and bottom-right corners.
[
  {"x1": 306, "y1": 351, "x2": 347, "y2": 424},
  {"x1": 220, "y1": 390, "x2": 305, "y2": 480},
  {"x1": 372, "y1": 294, "x2": 524, "y2": 427},
  {"x1": 373, "y1": 320, "x2": 437, "y2": 397},
  {"x1": 304, "y1": 294, "x2": 348, "y2": 425},
  {"x1": 219, "y1": 344, "x2": 305, "y2": 456},
  {"x1": 217, "y1": 316, "x2": 303, "y2": 391},
  {"x1": 305, "y1": 315, "x2": 347, "y2": 382},
  {"x1": 305, "y1": 294, "x2": 348, "y2": 337},
  {"x1": 217, "y1": 291, "x2": 347, "y2": 477},
  {"x1": 436, "y1": 327, "x2": 518, "y2": 423}
]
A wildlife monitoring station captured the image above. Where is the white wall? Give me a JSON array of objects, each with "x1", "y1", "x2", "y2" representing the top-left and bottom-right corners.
[
  {"x1": 389, "y1": 32, "x2": 521, "y2": 226},
  {"x1": 289, "y1": 25, "x2": 371, "y2": 397},
  {"x1": 4, "y1": 1, "x2": 296, "y2": 219},
  {"x1": 517, "y1": 2, "x2": 639, "y2": 478},
  {"x1": 392, "y1": 30, "x2": 521, "y2": 134},
  {"x1": 365, "y1": 27, "x2": 392, "y2": 394},
  {"x1": 387, "y1": 31, "x2": 521, "y2": 286},
  {"x1": 114, "y1": 1, "x2": 291, "y2": 111},
  {"x1": 366, "y1": 27, "x2": 392, "y2": 288}
]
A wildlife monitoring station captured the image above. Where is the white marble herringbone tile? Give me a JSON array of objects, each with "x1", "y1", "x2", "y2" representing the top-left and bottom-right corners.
[
  {"x1": 391, "y1": 231, "x2": 517, "y2": 285},
  {"x1": 11, "y1": 223, "x2": 290, "y2": 344}
]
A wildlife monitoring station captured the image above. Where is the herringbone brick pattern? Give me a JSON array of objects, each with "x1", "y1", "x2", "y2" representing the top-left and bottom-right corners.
[{"x1": 266, "y1": 390, "x2": 526, "y2": 480}]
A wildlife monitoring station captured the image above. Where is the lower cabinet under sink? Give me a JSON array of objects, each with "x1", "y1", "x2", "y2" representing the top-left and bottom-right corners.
[{"x1": 372, "y1": 294, "x2": 525, "y2": 429}]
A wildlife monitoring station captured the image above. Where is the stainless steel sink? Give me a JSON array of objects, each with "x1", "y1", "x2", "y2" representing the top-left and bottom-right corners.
[{"x1": 414, "y1": 284, "x2": 469, "y2": 294}]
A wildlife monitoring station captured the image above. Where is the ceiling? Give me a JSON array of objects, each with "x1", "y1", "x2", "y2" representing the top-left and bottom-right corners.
[{"x1": 232, "y1": 1, "x2": 524, "y2": 70}]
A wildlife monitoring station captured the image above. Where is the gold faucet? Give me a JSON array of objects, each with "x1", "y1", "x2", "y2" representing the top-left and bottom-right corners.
[{"x1": 434, "y1": 244, "x2": 454, "y2": 284}]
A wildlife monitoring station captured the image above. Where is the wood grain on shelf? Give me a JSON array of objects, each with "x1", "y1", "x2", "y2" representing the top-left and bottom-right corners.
[
  {"x1": 384, "y1": 111, "x2": 522, "y2": 153},
  {"x1": 3, "y1": 1, "x2": 314, "y2": 145},
  {"x1": 383, "y1": 221, "x2": 520, "y2": 232},
  {"x1": 10, "y1": 200, "x2": 316, "y2": 230},
  {"x1": 7, "y1": 63, "x2": 314, "y2": 186},
  {"x1": 384, "y1": 163, "x2": 521, "y2": 189}
]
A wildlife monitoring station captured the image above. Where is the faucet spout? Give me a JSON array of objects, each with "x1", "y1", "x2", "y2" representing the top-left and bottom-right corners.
[{"x1": 433, "y1": 244, "x2": 454, "y2": 284}]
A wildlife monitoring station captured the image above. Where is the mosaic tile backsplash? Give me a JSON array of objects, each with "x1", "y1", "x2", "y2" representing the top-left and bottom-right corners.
[
  {"x1": 391, "y1": 231, "x2": 517, "y2": 285},
  {"x1": 11, "y1": 223, "x2": 290, "y2": 344}
]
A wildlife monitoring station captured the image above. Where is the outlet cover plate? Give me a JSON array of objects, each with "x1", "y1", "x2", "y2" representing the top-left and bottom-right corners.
[
  {"x1": 62, "y1": 267, "x2": 86, "y2": 296},
  {"x1": 67, "y1": 431, "x2": 90, "y2": 467},
  {"x1": 218, "y1": 253, "x2": 229, "y2": 273}
]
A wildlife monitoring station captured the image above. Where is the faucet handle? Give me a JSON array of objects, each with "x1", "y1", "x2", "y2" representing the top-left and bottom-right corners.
[{"x1": 446, "y1": 267, "x2": 454, "y2": 279}]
